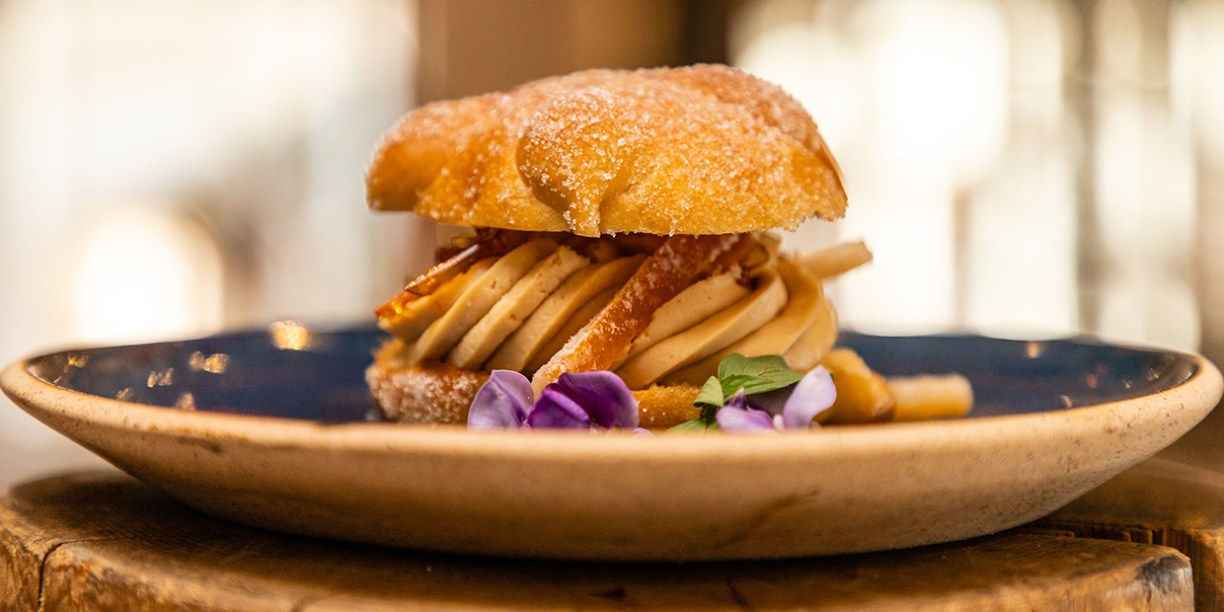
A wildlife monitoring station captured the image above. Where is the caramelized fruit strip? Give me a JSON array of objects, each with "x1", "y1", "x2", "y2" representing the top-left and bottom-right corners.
[
  {"x1": 530, "y1": 233, "x2": 744, "y2": 394},
  {"x1": 819, "y1": 348, "x2": 896, "y2": 424},
  {"x1": 796, "y1": 240, "x2": 872, "y2": 279},
  {"x1": 888, "y1": 374, "x2": 974, "y2": 421}
]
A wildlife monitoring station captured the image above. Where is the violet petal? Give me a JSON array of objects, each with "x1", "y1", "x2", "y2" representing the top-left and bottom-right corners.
[
  {"x1": 528, "y1": 387, "x2": 592, "y2": 429},
  {"x1": 467, "y1": 370, "x2": 534, "y2": 430},
  {"x1": 724, "y1": 388, "x2": 750, "y2": 411},
  {"x1": 781, "y1": 366, "x2": 836, "y2": 429},
  {"x1": 744, "y1": 385, "x2": 794, "y2": 417},
  {"x1": 553, "y1": 371, "x2": 639, "y2": 429},
  {"x1": 716, "y1": 405, "x2": 779, "y2": 433}
]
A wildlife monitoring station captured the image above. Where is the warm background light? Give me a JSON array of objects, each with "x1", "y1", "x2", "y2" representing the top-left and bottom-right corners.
[
  {"x1": 0, "y1": 0, "x2": 421, "y2": 481},
  {"x1": 733, "y1": 0, "x2": 1213, "y2": 352},
  {"x1": 69, "y1": 206, "x2": 223, "y2": 344}
]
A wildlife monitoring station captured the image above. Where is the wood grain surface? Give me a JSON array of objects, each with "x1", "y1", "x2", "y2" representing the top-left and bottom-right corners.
[
  {"x1": 1, "y1": 470, "x2": 1194, "y2": 611},
  {"x1": 1036, "y1": 456, "x2": 1224, "y2": 611}
]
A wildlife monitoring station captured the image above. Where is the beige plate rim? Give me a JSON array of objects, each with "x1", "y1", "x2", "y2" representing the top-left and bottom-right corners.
[{"x1": 3, "y1": 350, "x2": 1220, "y2": 461}]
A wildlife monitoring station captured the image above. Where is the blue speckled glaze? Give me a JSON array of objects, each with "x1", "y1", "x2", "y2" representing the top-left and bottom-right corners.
[{"x1": 27, "y1": 326, "x2": 1198, "y2": 423}]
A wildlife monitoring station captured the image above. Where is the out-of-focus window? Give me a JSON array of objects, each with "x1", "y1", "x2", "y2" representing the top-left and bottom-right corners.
[
  {"x1": 0, "y1": 0, "x2": 420, "y2": 350},
  {"x1": 0, "y1": 0, "x2": 419, "y2": 467},
  {"x1": 732, "y1": 0, "x2": 1220, "y2": 353}
]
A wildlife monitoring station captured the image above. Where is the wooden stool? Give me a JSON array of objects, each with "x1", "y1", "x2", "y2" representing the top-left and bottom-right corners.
[
  {"x1": 1, "y1": 469, "x2": 1194, "y2": 610},
  {"x1": 1036, "y1": 456, "x2": 1224, "y2": 610}
]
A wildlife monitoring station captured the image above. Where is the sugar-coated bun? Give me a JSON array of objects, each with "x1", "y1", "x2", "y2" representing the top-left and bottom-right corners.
[
  {"x1": 366, "y1": 343, "x2": 702, "y2": 430},
  {"x1": 366, "y1": 64, "x2": 846, "y2": 237}
]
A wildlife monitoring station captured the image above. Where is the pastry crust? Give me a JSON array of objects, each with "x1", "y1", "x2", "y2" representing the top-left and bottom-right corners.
[{"x1": 365, "y1": 64, "x2": 846, "y2": 237}]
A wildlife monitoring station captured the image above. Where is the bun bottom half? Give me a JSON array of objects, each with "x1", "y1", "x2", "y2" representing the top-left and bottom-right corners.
[{"x1": 367, "y1": 340, "x2": 702, "y2": 429}]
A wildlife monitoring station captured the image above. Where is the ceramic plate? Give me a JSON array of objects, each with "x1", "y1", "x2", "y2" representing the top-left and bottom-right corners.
[{"x1": 2, "y1": 325, "x2": 1220, "y2": 561}]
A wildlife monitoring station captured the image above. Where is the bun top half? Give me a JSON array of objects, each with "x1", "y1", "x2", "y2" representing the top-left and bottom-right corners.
[{"x1": 365, "y1": 64, "x2": 846, "y2": 237}]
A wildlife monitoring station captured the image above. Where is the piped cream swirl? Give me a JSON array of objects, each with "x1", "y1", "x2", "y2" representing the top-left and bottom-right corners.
[{"x1": 381, "y1": 235, "x2": 848, "y2": 388}]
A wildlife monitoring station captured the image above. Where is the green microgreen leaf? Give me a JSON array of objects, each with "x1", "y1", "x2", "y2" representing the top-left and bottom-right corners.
[
  {"x1": 718, "y1": 353, "x2": 804, "y2": 395},
  {"x1": 695, "y1": 375, "x2": 724, "y2": 409},
  {"x1": 667, "y1": 418, "x2": 717, "y2": 433},
  {"x1": 694, "y1": 375, "x2": 725, "y2": 422},
  {"x1": 689, "y1": 354, "x2": 807, "y2": 426},
  {"x1": 717, "y1": 374, "x2": 755, "y2": 398}
]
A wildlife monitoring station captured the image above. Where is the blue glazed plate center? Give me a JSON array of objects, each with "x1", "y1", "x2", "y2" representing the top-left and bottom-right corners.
[{"x1": 28, "y1": 326, "x2": 1197, "y2": 423}]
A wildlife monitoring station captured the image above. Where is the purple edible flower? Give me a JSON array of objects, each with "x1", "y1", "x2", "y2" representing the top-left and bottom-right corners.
[
  {"x1": 715, "y1": 390, "x2": 779, "y2": 433},
  {"x1": 467, "y1": 370, "x2": 642, "y2": 432},
  {"x1": 467, "y1": 370, "x2": 534, "y2": 430},
  {"x1": 716, "y1": 366, "x2": 836, "y2": 432},
  {"x1": 781, "y1": 365, "x2": 837, "y2": 429},
  {"x1": 530, "y1": 371, "x2": 640, "y2": 430}
]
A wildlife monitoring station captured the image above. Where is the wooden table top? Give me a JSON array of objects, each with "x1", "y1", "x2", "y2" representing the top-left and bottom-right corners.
[{"x1": 1, "y1": 462, "x2": 1214, "y2": 611}]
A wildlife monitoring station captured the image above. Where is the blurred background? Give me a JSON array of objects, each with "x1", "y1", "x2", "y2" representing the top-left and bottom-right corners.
[{"x1": 2, "y1": 0, "x2": 1222, "y2": 484}]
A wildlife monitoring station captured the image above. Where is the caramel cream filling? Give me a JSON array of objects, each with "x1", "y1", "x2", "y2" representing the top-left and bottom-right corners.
[
  {"x1": 615, "y1": 267, "x2": 787, "y2": 389},
  {"x1": 411, "y1": 238, "x2": 557, "y2": 362},
  {"x1": 396, "y1": 239, "x2": 844, "y2": 389},
  {"x1": 662, "y1": 259, "x2": 835, "y2": 386},
  {"x1": 448, "y1": 245, "x2": 589, "y2": 368}
]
